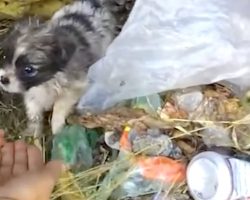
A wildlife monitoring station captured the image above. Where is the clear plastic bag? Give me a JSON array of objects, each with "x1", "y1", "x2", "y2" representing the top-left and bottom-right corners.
[{"x1": 78, "y1": 0, "x2": 250, "y2": 112}]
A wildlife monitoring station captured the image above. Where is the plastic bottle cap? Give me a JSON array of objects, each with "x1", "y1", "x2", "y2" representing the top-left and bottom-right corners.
[{"x1": 187, "y1": 151, "x2": 233, "y2": 200}]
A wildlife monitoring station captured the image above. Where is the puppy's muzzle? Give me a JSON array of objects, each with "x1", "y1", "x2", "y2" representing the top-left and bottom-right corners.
[{"x1": 0, "y1": 76, "x2": 10, "y2": 85}]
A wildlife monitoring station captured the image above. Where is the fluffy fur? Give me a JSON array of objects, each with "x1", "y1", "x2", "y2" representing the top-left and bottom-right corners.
[{"x1": 0, "y1": 0, "x2": 116, "y2": 137}]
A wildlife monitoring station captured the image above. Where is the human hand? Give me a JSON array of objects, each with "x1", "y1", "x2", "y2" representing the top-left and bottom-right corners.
[{"x1": 0, "y1": 130, "x2": 65, "y2": 200}]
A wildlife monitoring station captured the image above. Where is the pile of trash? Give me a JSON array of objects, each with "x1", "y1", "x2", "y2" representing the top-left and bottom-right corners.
[
  {"x1": 51, "y1": 84, "x2": 250, "y2": 200},
  {"x1": 51, "y1": 0, "x2": 250, "y2": 199}
]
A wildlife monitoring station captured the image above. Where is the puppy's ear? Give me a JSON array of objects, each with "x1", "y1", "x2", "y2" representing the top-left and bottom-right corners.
[
  {"x1": 0, "y1": 23, "x2": 20, "y2": 50},
  {"x1": 13, "y1": 17, "x2": 43, "y2": 34},
  {"x1": 53, "y1": 31, "x2": 77, "y2": 63},
  {"x1": 0, "y1": 17, "x2": 43, "y2": 49}
]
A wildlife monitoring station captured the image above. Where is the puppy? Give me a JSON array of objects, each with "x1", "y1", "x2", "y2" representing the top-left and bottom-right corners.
[{"x1": 0, "y1": 0, "x2": 116, "y2": 137}]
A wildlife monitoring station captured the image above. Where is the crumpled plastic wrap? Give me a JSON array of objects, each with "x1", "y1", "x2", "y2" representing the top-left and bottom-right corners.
[
  {"x1": 51, "y1": 125, "x2": 99, "y2": 172},
  {"x1": 99, "y1": 126, "x2": 186, "y2": 199},
  {"x1": 78, "y1": 0, "x2": 250, "y2": 112}
]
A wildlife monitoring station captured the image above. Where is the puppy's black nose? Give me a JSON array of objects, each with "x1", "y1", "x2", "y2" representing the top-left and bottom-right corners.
[{"x1": 0, "y1": 76, "x2": 10, "y2": 85}]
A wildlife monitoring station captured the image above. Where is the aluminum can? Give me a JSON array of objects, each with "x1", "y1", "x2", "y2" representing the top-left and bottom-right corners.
[{"x1": 187, "y1": 151, "x2": 250, "y2": 200}]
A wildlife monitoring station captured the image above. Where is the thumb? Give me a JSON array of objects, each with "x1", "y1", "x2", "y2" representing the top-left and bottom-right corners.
[
  {"x1": 41, "y1": 160, "x2": 66, "y2": 198},
  {"x1": 44, "y1": 160, "x2": 66, "y2": 184}
]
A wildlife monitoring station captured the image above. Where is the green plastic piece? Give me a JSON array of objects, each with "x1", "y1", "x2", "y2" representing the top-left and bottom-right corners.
[
  {"x1": 131, "y1": 94, "x2": 162, "y2": 115},
  {"x1": 51, "y1": 125, "x2": 99, "y2": 171}
]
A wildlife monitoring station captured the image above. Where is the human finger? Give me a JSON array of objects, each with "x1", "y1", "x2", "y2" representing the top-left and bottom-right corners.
[
  {"x1": 0, "y1": 130, "x2": 5, "y2": 147},
  {"x1": 13, "y1": 140, "x2": 28, "y2": 176},
  {"x1": 43, "y1": 160, "x2": 65, "y2": 186},
  {"x1": 32, "y1": 161, "x2": 66, "y2": 200},
  {"x1": 27, "y1": 145, "x2": 43, "y2": 171},
  {"x1": 0, "y1": 143, "x2": 14, "y2": 182}
]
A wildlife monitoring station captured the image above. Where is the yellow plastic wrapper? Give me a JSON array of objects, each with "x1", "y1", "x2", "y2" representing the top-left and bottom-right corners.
[
  {"x1": 28, "y1": 0, "x2": 72, "y2": 18},
  {"x1": 0, "y1": 1, "x2": 30, "y2": 19},
  {"x1": 0, "y1": 0, "x2": 72, "y2": 19}
]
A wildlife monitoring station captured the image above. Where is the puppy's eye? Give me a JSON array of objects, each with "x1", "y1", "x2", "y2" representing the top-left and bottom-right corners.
[{"x1": 24, "y1": 65, "x2": 37, "y2": 77}]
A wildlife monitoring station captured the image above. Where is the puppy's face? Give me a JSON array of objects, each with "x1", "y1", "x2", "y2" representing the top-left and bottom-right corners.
[{"x1": 0, "y1": 19, "x2": 76, "y2": 94}]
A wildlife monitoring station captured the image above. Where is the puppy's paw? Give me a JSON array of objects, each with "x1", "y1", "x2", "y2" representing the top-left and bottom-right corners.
[
  {"x1": 34, "y1": 138, "x2": 43, "y2": 152},
  {"x1": 51, "y1": 115, "x2": 66, "y2": 135},
  {"x1": 21, "y1": 123, "x2": 42, "y2": 138},
  {"x1": 20, "y1": 128, "x2": 35, "y2": 137}
]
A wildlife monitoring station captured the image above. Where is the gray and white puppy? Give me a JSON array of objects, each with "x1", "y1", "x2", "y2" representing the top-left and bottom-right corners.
[{"x1": 0, "y1": 0, "x2": 116, "y2": 137}]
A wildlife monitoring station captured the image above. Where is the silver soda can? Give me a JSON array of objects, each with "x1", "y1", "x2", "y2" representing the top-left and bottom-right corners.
[{"x1": 187, "y1": 151, "x2": 250, "y2": 200}]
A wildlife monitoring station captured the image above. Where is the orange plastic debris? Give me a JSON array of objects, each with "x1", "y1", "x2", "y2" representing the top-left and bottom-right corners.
[
  {"x1": 119, "y1": 126, "x2": 186, "y2": 184},
  {"x1": 120, "y1": 126, "x2": 132, "y2": 151},
  {"x1": 136, "y1": 156, "x2": 186, "y2": 184}
]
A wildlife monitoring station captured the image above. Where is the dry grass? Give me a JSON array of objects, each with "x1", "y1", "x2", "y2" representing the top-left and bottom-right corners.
[
  {"x1": 52, "y1": 152, "x2": 186, "y2": 200},
  {"x1": 0, "y1": 91, "x2": 27, "y2": 139}
]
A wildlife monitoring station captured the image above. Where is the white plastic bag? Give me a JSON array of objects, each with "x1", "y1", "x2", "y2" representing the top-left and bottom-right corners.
[{"x1": 78, "y1": 0, "x2": 250, "y2": 112}]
